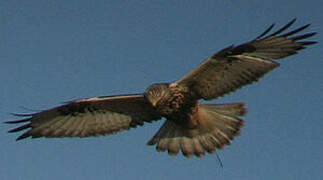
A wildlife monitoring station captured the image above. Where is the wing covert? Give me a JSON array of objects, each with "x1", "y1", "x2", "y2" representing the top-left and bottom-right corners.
[{"x1": 6, "y1": 94, "x2": 162, "y2": 140}]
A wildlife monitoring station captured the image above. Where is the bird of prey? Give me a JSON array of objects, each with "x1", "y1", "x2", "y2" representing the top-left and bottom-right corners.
[{"x1": 6, "y1": 19, "x2": 316, "y2": 158}]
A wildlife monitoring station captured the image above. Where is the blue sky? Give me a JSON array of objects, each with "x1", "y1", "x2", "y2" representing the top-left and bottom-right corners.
[{"x1": 1, "y1": 1, "x2": 322, "y2": 180}]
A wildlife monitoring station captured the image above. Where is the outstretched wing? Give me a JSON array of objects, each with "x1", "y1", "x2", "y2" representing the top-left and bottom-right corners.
[
  {"x1": 6, "y1": 94, "x2": 161, "y2": 140},
  {"x1": 176, "y1": 19, "x2": 317, "y2": 100}
]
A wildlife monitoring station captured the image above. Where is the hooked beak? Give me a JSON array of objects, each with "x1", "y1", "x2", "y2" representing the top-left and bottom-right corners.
[{"x1": 151, "y1": 101, "x2": 157, "y2": 107}]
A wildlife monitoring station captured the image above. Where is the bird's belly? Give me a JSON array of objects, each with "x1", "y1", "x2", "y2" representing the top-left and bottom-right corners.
[{"x1": 159, "y1": 101, "x2": 198, "y2": 128}]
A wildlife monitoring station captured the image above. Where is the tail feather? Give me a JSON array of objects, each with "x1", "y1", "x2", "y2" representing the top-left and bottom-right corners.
[
  {"x1": 147, "y1": 103, "x2": 246, "y2": 158},
  {"x1": 202, "y1": 103, "x2": 247, "y2": 116}
]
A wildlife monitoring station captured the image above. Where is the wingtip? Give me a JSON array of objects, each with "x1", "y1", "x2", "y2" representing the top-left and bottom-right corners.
[
  {"x1": 16, "y1": 133, "x2": 30, "y2": 141},
  {"x1": 302, "y1": 23, "x2": 311, "y2": 30},
  {"x1": 254, "y1": 23, "x2": 275, "y2": 40},
  {"x1": 301, "y1": 41, "x2": 318, "y2": 46},
  {"x1": 5, "y1": 118, "x2": 31, "y2": 124},
  {"x1": 10, "y1": 112, "x2": 34, "y2": 117},
  {"x1": 8, "y1": 123, "x2": 31, "y2": 133},
  {"x1": 255, "y1": 18, "x2": 314, "y2": 40},
  {"x1": 281, "y1": 23, "x2": 312, "y2": 37},
  {"x1": 290, "y1": 18, "x2": 297, "y2": 24},
  {"x1": 16, "y1": 137, "x2": 24, "y2": 141},
  {"x1": 147, "y1": 139, "x2": 156, "y2": 146},
  {"x1": 286, "y1": 18, "x2": 297, "y2": 28}
]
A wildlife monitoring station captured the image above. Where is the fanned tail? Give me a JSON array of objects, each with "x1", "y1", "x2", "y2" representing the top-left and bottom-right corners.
[{"x1": 147, "y1": 103, "x2": 246, "y2": 157}]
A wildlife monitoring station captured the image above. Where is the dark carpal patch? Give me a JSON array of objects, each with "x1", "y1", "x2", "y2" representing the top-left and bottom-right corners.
[{"x1": 58, "y1": 102, "x2": 98, "y2": 116}]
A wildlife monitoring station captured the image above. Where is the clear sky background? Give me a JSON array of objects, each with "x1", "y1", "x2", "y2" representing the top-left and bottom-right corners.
[{"x1": 0, "y1": 1, "x2": 322, "y2": 180}]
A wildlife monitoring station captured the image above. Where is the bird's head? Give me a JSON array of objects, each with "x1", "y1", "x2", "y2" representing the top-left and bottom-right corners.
[{"x1": 144, "y1": 83, "x2": 170, "y2": 107}]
